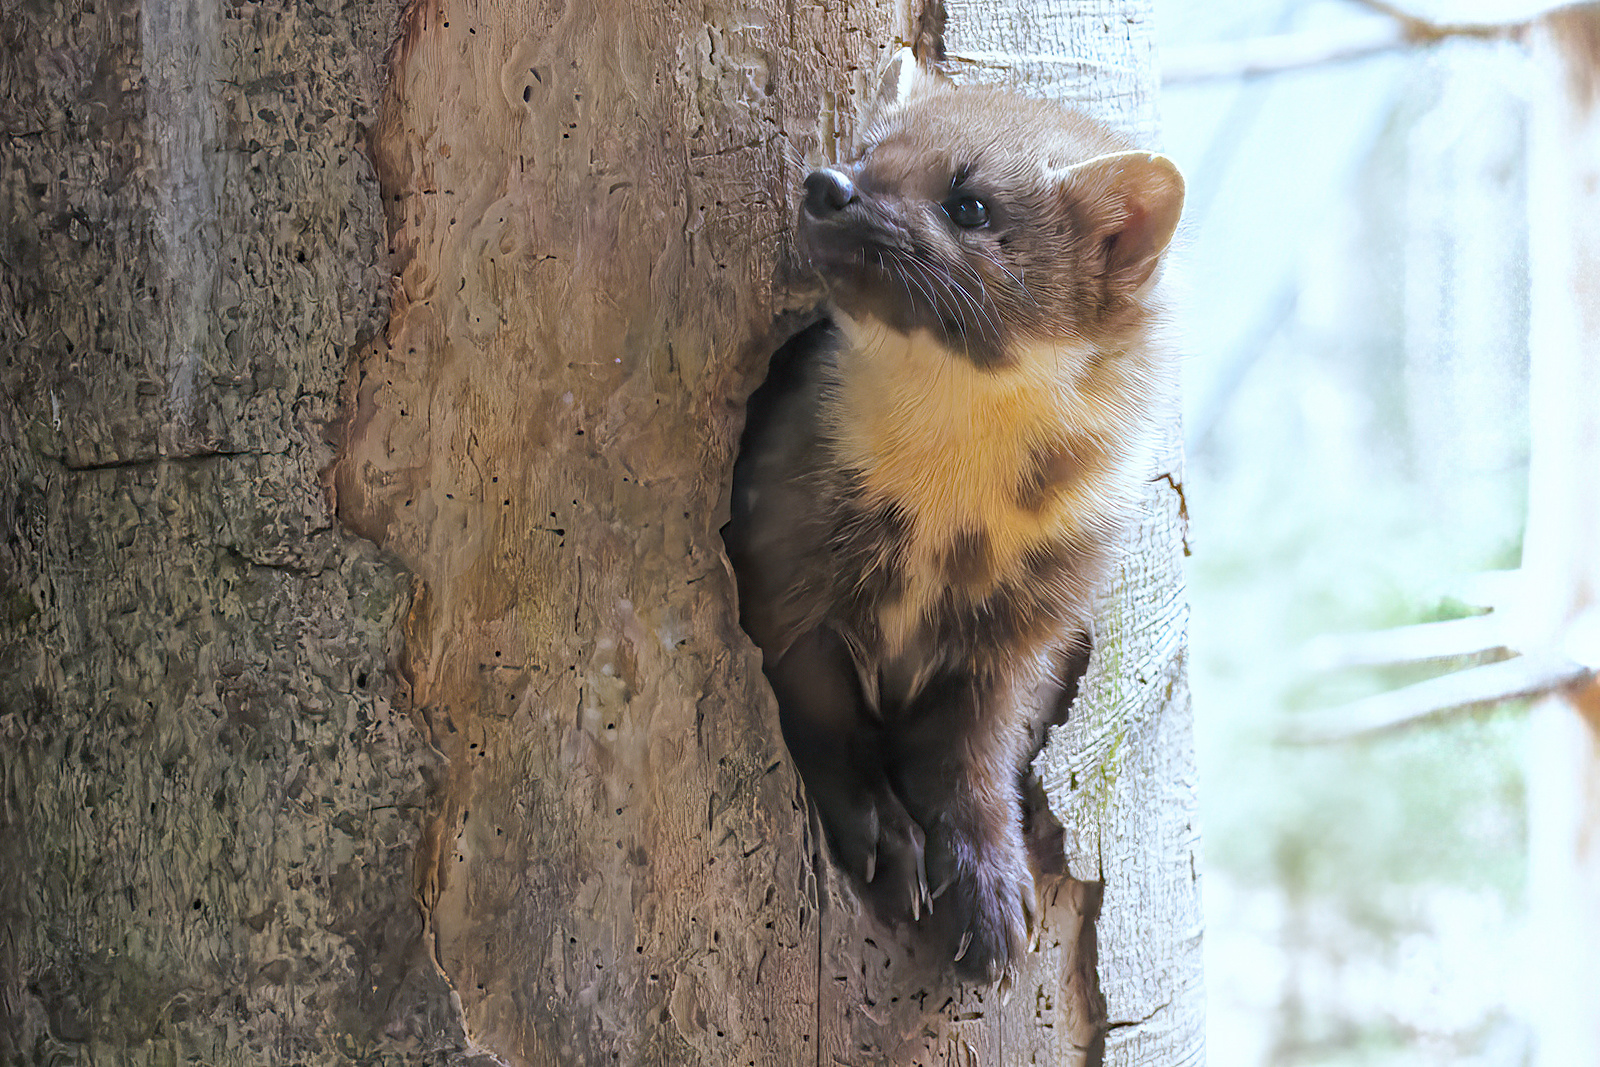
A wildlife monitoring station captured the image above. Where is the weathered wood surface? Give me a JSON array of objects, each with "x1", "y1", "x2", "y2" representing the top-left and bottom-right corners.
[
  {"x1": 0, "y1": 0, "x2": 1199, "y2": 1061},
  {"x1": 336, "y1": 0, "x2": 896, "y2": 1062}
]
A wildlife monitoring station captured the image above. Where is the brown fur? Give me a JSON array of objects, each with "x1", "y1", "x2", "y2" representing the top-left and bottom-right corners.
[{"x1": 725, "y1": 55, "x2": 1182, "y2": 983}]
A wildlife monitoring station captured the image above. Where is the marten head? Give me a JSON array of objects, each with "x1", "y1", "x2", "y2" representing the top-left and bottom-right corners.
[{"x1": 798, "y1": 52, "x2": 1184, "y2": 370}]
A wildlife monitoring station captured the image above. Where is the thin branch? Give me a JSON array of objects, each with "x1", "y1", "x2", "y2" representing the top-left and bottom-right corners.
[
  {"x1": 1163, "y1": 21, "x2": 1410, "y2": 84},
  {"x1": 1163, "y1": 2, "x2": 1534, "y2": 85},
  {"x1": 1294, "y1": 569, "x2": 1522, "y2": 675},
  {"x1": 1284, "y1": 653, "x2": 1595, "y2": 743},
  {"x1": 1300, "y1": 613, "x2": 1511, "y2": 672},
  {"x1": 1348, "y1": 0, "x2": 1528, "y2": 45}
]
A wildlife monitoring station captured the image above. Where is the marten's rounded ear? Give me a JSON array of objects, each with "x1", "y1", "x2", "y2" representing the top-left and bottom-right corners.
[
  {"x1": 1051, "y1": 151, "x2": 1185, "y2": 290},
  {"x1": 864, "y1": 47, "x2": 950, "y2": 128}
]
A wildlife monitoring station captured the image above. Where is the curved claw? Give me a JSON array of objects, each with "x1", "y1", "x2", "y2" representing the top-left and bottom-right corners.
[
  {"x1": 923, "y1": 820, "x2": 1035, "y2": 984},
  {"x1": 811, "y1": 776, "x2": 929, "y2": 927}
]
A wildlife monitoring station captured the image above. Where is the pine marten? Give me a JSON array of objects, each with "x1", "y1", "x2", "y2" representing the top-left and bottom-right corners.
[{"x1": 725, "y1": 50, "x2": 1183, "y2": 984}]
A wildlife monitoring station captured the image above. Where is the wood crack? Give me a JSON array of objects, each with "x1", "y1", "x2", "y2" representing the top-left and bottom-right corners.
[{"x1": 54, "y1": 448, "x2": 261, "y2": 473}]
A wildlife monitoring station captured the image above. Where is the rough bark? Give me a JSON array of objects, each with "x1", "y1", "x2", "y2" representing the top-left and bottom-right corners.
[
  {"x1": 0, "y1": 0, "x2": 1200, "y2": 1062},
  {"x1": 0, "y1": 0, "x2": 474, "y2": 1061}
]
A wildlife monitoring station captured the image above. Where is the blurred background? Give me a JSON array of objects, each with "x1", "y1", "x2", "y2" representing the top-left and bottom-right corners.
[{"x1": 1155, "y1": 1, "x2": 1590, "y2": 1063}]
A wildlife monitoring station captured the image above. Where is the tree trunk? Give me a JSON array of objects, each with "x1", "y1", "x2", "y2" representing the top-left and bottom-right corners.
[
  {"x1": 0, "y1": 0, "x2": 461, "y2": 1060},
  {"x1": 1524, "y1": 10, "x2": 1600, "y2": 1066},
  {"x1": 0, "y1": 0, "x2": 1201, "y2": 1063}
]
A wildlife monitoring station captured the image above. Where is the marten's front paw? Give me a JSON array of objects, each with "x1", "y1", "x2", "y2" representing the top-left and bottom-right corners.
[
  {"x1": 817, "y1": 781, "x2": 929, "y2": 921},
  {"x1": 925, "y1": 821, "x2": 1034, "y2": 983}
]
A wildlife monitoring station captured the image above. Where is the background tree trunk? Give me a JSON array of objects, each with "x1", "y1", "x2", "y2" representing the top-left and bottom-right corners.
[
  {"x1": 1524, "y1": 11, "x2": 1600, "y2": 1067},
  {"x1": 0, "y1": 0, "x2": 466, "y2": 1060},
  {"x1": 0, "y1": 0, "x2": 1201, "y2": 1063}
]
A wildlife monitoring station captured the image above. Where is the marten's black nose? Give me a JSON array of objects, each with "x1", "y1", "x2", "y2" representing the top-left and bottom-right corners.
[{"x1": 803, "y1": 169, "x2": 857, "y2": 217}]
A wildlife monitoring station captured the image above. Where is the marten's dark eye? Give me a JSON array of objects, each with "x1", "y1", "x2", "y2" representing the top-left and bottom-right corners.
[{"x1": 943, "y1": 195, "x2": 989, "y2": 229}]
